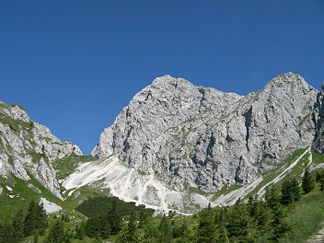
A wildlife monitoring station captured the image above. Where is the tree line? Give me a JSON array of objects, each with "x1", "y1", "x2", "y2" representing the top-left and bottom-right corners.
[{"x1": 1, "y1": 167, "x2": 323, "y2": 242}]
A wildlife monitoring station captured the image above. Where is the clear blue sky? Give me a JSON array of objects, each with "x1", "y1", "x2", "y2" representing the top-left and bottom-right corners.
[{"x1": 0, "y1": 0, "x2": 324, "y2": 154}]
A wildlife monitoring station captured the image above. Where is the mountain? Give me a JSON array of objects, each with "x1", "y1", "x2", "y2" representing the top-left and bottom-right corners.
[
  {"x1": 2, "y1": 72, "x2": 323, "y2": 215},
  {"x1": 92, "y1": 73, "x2": 317, "y2": 187},
  {"x1": 0, "y1": 101, "x2": 82, "y2": 199},
  {"x1": 63, "y1": 72, "x2": 321, "y2": 213},
  {"x1": 1, "y1": 73, "x2": 324, "y2": 242}
]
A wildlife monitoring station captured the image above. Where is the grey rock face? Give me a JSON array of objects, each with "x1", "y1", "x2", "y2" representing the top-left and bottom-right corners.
[
  {"x1": 93, "y1": 73, "x2": 318, "y2": 193},
  {"x1": 0, "y1": 102, "x2": 82, "y2": 197},
  {"x1": 312, "y1": 84, "x2": 324, "y2": 152}
]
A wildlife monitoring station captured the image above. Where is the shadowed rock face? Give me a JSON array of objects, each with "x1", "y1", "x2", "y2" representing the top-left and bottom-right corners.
[
  {"x1": 0, "y1": 102, "x2": 82, "y2": 197},
  {"x1": 92, "y1": 72, "x2": 318, "y2": 193},
  {"x1": 313, "y1": 83, "x2": 324, "y2": 153}
]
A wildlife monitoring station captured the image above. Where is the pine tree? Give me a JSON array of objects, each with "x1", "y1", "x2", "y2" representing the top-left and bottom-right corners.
[
  {"x1": 0, "y1": 224, "x2": 15, "y2": 243},
  {"x1": 265, "y1": 186, "x2": 280, "y2": 209},
  {"x1": 46, "y1": 220, "x2": 64, "y2": 243},
  {"x1": 270, "y1": 204, "x2": 290, "y2": 240},
  {"x1": 302, "y1": 167, "x2": 315, "y2": 194},
  {"x1": 143, "y1": 221, "x2": 159, "y2": 242},
  {"x1": 316, "y1": 170, "x2": 324, "y2": 182},
  {"x1": 35, "y1": 203, "x2": 48, "y2": 235},
  {"x1": 33, "y1": 231, "x2": 39, "y2": 243},
  {"x1": 24, "y1": 200, "x2": 37, "y2": 236},
  {"x1": 24, "y1": 200, "x2": 48, "y2": 236},
  {"x1": 63, "y1": 229, "x2": 73, "y2": 243},
  {"x1": 98, "y1": 214, "x2": 111, "y2": 239},
  {"x1": 158, "y1": 215, "x2": 172, "y2": 243},
  {"x1": 173, "y1": 220, "x2": 191, "y2": 242},
  {"x1": 109, "y1": 201, "x2": 121, "y2": 235},
  {"x1": 11, "y1": 210, "x2": 24, "y2": 242},
  {"x1": 214, "y1": 207, "x2": 229, "y2": 243},
  {"x1": 226, "y1": 201, "x2": 254, "y2": 242},
  {"x1": 320, "y1": 178, "x2": 324, "y2": 192},
  {"x1": 196, "y1": 209, "x2": 218, "y2": 243},
  {"x1": 247, "y1": 195, "x2": 258, "y2": 217},
  {"x1": 75, "y1": 221, "x2": 86, "y2": 240},
  {"x1": 85, "y1": 215, "x2": 111, "y2": 239},
  {"x1": 253, "y1": 202, "x2": 271, "y2": 235},
  {"x1": 280, "y1": 177, "x2": 301, "y2": 205},
  {"x1": 125, "y1": 212, "x2": 138, "y2": 242}
]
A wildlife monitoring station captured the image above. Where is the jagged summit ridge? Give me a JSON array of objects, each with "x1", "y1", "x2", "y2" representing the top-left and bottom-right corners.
[{"x1": 92, "y1": 73, "x2": 318, "y2": 194}]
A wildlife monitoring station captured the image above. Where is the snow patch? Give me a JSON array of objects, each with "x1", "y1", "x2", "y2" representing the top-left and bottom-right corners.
[{"x1": 40, "y1": 198, "x2": 62, "y2": 214}]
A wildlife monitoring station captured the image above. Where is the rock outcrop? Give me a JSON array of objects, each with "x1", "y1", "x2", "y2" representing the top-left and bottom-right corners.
[
  {"x1": 0, "y1": 101, "x2": 82, "y2": 197},
  {"x1": 312, "y1": 83, "x2": 324, "y2": 153},
  {"x1": 92, "y1": 72, "x2": 318, "y2": 193}
]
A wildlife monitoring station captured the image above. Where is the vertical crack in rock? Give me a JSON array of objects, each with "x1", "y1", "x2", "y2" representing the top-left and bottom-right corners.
[
  {"x1": 235, "y1": 156, "x2": 244, "y2": 184},
  {"x1": 243, "y1": 106, "x2": 253, "y2": 152}
]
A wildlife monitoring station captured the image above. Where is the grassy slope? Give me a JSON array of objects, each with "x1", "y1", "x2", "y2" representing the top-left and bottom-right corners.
[
  {"x1": 248, "y1": 148, "x2": 307, "y2": 197},
  {"x1": 312, "y1": 151, "x2": 324, "y2": 164},
  {"x1": 0, "y1": 153, "x2": 101, "y2": 222},
  {"x1": 279, "y1": 185, "x2": 324, "y2": 243},
  {"x1": 53, "y1": 154, "x2": 95, "y2": 180},
  {"x1": 255, "y1": 151, "x2": 324, "y2": 243}
]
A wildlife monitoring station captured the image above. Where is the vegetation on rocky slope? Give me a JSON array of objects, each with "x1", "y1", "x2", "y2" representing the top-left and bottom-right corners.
[{"x1": 1, "y1": 166, "x2": 324, "y2": 243}]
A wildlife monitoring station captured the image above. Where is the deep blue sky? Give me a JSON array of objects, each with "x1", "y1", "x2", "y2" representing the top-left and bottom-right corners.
[{"x1": 1, "y1": 1, "x2": 324, "y2": 154}]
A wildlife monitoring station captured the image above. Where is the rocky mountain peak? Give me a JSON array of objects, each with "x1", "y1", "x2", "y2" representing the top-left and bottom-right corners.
[
  {"x1": 151, "y1": 75, "x2": 194, "y2": 87},
  {"x1": 92, "y1": 74, "x2": 318, "y2": 194},
  {"x1": 264, "y1": 72, "x2": 316, "y2": 93}
]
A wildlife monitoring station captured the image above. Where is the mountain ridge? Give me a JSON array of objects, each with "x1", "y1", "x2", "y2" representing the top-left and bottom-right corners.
[{"x1": 0, "y1": 101, "x2": 82, "y2": 198}]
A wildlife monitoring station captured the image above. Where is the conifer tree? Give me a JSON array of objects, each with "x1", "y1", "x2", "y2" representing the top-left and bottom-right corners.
[
  {"x1": 247, "y1": 195, "x2": 258, "y2": 217},
  {"x1": 46, "y1": 220, "x2": 64, "y2": 243},
  {"x1": 302, "y1": 167, "x2": 315, "y2": 194},
  {"x1": 24, "y1": 200, "x2": 48, "y2": 236},
  {"x1": 24, "y1": 200, "x2": 37, "y2": 236},
  {"x1": 33, "y1": 231, "x2": 39, "y2": 243},
  {"x1": 226, "y1": 201, "x2": 253, "y2": 242},
  {"x1": 173, "y1": 220, "x2": 191, "y2": 242},
  {"x1": 98, "y1": 214, "x2": 111, "y2": 239},
  {"x1": 110, "y1": 201, "x2": 121, "y2": 235},
  {"x1": 196, "y1": 209, "x2": 218, "y2": 243},
  {"x1": 265, "y1": 186, "x2": 280, "y2": 209},
  {"x1": 280, "y1": 177, "x2": 301, "y2": 205},
  {"x1": 143, "y1": 221, "x2": 159, "y2": 242},
  {"x1": 0, "y1": 224, "x2": 15, "y2": 243},
  {"x1": 158, "y1": 215, "x2": 172, "y2": 243},
  {"x1": 138, "y1": 210, "x2": 149, "y2": 229},
  {"x1": 215, "y1": 207, "x2": 229, "y2": 243},
  {"x1": 270, "y1": 204, "x2": 290, "y2": 240},
  {"x1": 35, "y1": 202, "x2": 48, "y2": 235},
  {"x1": 316, "y1": 170, "x2": 324, "y2": 182},
  {"x1": 11, "y1": 209, "x2": 24, "y2": 242},
  {"x1": 125, "y1": 212, "x2": 138, "y2": 242},
  {"x1": 75, "y1": 221, "x2": 86, "y2": 240},
  {"x1": 320, "y1": 178, "x2": 324, "y2": 192},
  {"x1": 253, "y1": 202, "x2": 271, "y2": 235}
]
